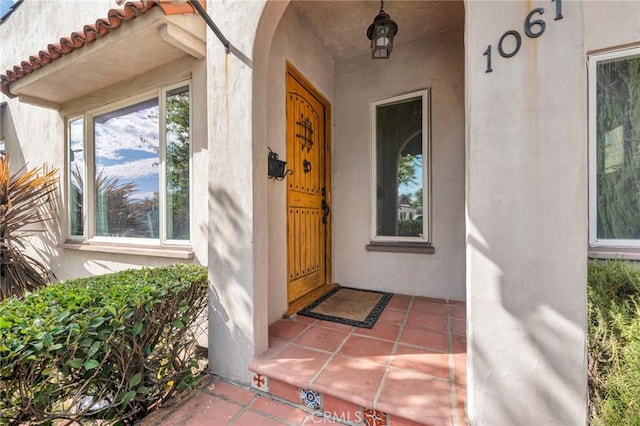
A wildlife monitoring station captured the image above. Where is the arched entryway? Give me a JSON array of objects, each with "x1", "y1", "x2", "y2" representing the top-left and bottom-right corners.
[
  {"x1": 250, "y1": 2, "x2": 467, "y2": 424},
  {"x1": 253, "y1": 0, "x2": 466, "y2": 329}
]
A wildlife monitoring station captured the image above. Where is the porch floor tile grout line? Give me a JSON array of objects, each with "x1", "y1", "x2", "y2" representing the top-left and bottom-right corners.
[
  {"x1": 291, "y1": 323, "x2": 450, "y2": 380},
  {"x1": 198, "y1": 376, "x2": 262, "y2": 425},
  {"x1": 201, "y1": 386, "x2": 256, "y2": 404},
  {"x1": 351, "y1": 328, "x2": 406, "y2": 344},
  {"x1": 407, "y1": 307, "x2": 450, "y2": 318},
  {"x1": 383, "y1": 363, "x2": 452, "y2": 382},
  {"x1": 289, "y1": 321, "x2": 316, "y2": 341},
  {"x1": 401, "y1": 324, "x2": 450, "y2": 337},
  {"x1": 313, "y1": 324, "x2": 356, "y2": 334},
  {"x1": 287, "y1": 343, "x2": 450, "y2": 382},
  {"x1": 249, "y1": 297, "x2": 466, "y2": 426},
  {"x1": 288, "y1": 341, "x2": 345, "y2": 357},
  {"x1": 227, "y1": 395, "x2": 259, "y2": 425},
  {"x1": 254, "y1": 321, "x2": 316, "y2": 369},
  {"x1": 247, "y1": 387, "x2": 345, "y2": 426},
  {"x1": 387, "y1": 298, "x2": 412, "y2": 361},
  {"x1": 255, "y1": 297, "x2": 462, "y2": 424},
  {"x1": 447, "y1": 301, "x2": 460, "y2": 426},
  {"x1": 252, "y1": 342, "x2": 293, "y2": 370},
  {"x1": 306, "y1": 322, "x2": 355, "y2": 390},
  {"x1": 390, "y1": 340, "x2": 449, "y2": 353},
  {"x1": 242, "y1": 399, "x2": 304, "y2": 426},
  {"x1": 372, "y1": 295, "x2": 414, "y2": 410},
  {"x1": 286, "y1": 321, "x2": 355, "y2": 357}
]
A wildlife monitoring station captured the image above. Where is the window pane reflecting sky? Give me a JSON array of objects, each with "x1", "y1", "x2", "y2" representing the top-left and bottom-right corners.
[{"x1": 94, "y1": 98, "x2": 160, "y2": 202}]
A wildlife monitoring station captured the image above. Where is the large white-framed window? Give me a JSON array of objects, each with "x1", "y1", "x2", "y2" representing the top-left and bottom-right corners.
[
  {"x1": 67, "y1": 81, "x2": 192, "y2": 246},
  {"x1": 589, "y1": 47, "x2": 640, "y2": 248},
  {"x1": 370, "y1": 89, "x2": 431, "y2": 244}
]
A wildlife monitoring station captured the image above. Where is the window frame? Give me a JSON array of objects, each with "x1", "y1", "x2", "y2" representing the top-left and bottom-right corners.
[
  {"x1": 370, "y1": 89, "x2": 432, "y2": 244},
  {"x1": 66, "y1": 80, "x2": 193, "y2": 247},
  {"x1": 588, "y1": 47, "x2": 640, "y2": 249}
]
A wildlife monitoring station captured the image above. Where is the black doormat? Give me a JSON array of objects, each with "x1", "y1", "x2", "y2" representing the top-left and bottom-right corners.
[{"x1": 298, "y1": 286, "x2": 392, "y2": 329}]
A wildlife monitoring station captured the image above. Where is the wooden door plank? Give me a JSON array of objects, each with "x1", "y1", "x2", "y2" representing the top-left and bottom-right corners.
[{"x1": 285, "y1": 63, "x2": 332, "y2": 307}]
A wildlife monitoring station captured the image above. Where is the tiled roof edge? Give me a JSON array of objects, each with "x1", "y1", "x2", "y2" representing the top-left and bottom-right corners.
[{"x1": 0, "y1": 1, "x2": 161, "y2": 99}]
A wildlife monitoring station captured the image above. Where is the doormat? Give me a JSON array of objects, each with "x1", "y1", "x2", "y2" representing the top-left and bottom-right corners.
[{"x1": 298, "y1": 287, "x2": 392, "y2": 329}]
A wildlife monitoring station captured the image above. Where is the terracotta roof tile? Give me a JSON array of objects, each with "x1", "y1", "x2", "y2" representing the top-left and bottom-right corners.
[
  {"x1": 156, "y1": 1, "x2": 201, "y2": 16},
  {"x1": 0, "y1": 1, "x2": 203, "y2": 99}
]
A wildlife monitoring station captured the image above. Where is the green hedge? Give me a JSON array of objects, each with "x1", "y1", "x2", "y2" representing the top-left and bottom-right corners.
[
  {"x1": 0, "y1": 264, "x2": 208, "y2": 425},
  {"x1": 397, "y1": 219, "x2": 423, "y2": 237},
  {"x1": 588, "y1": 260, "x2": 640, "y2": 425}
]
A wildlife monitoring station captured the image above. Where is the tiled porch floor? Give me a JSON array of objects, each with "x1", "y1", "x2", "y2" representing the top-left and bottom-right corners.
[
  {"x1": 249, "y1": 294, "x2": 468, "y2": 426},
  {"x1": 141, "y1": 375, "x2": 339, "y2": 425}
]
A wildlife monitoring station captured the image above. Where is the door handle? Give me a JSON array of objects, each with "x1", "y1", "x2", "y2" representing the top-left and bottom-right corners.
[{"x1": 322, "y1": 199, "x2": 330, "y2": 224}]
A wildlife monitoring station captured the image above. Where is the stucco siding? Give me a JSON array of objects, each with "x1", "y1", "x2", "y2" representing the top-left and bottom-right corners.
[
  {"x1": 584, "y1": 0, "x2": 640, "y2": 51},
  {"x1": 205, "y1": 0, "x2": 269, "y2": 383},
  {"x1": 333, "y1": 29, "x2": 466, "y2": 301},
  {"x1": 463, "y1": 0, "x2": 636, "y2": 423}
]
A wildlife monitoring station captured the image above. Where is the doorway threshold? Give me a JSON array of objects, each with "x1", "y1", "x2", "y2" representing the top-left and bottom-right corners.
[{"x1": 284, "y1": 283, "x2": 338, "y2": 318}]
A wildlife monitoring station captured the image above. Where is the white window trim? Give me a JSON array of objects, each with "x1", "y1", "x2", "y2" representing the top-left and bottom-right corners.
[
  {"x1": 588, "y1": 47, "x2": 640, "y2": 248},
  {"x1": 67, "y1": 114, "x2": 85, "y2": 242},
  {"x1": 370, "y1": 89, "x2": 431, "y2": 244},
  {"x1": 161, "y1": 82, "x2": 194, "y2": 246},
  {"x1": 66, "y1": 81, "x2": 192, "y2": 247}
]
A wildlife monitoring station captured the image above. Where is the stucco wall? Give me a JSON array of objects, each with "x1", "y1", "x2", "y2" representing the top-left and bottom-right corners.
[
  {"x1": 464, "y1": 1, "x2": 640, "y2": 424},
  {"x1": 0, "y1": 1, "x2": 209, "y2": 276},
  {"x1": 266, "y1": 4, "x2": 335, "y2": 323},
  {"x1": 206, "y1": 0, "x2": 270, "y2": 383},
  {"x1": 333, "y1": 29, "x2": 465, "y2": 301},
  {"x1": 583, "y1": 1, "x2": 640, "y2": 49},
  {"x1": 0, "y1": 0, "x2": 114, "y2": 174}
]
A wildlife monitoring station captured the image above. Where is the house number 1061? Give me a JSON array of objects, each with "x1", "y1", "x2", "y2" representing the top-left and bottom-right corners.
[{"x1": 483, "y1": 0, "x2": 563, "y2": 73}]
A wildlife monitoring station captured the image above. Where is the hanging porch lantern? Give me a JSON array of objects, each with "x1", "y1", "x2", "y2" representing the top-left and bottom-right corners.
[{"x1": 366, "y1": 0, "x2": 398, "y2": 59}]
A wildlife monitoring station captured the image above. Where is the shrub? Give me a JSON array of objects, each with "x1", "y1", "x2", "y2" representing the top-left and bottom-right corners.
[
  {"x1": 0, "y1": 158, "x2": 58, "y2": 301},
  {"x1": 588, "y1": 260, "x2": 640, "y2": 425},
  {"x1": 0, "y1": 263, "x2": 208, "y2": 425},
  {"x1": 397, "y1": 219, "x2": 422, "y2": 237}
]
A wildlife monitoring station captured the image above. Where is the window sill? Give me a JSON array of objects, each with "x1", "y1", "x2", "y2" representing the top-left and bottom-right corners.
[
  {"x1": 366, "y1": 241, "x2": 435, "y2": 254},
  {"x1": 60, "y1": 241, "x2": 194, "y2": 259},
  {"x1": 588, "y1": 246, "x2": 640, "y2": 261}
]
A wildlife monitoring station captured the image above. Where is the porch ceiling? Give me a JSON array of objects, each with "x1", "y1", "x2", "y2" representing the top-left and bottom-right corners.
[{"x1": 291, "y1": 0, "x2": 464, "y2": 62}]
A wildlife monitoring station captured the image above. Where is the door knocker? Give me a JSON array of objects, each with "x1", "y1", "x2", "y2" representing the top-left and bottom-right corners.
[{"x1": 303, "y1": 159, "x2": 312, "y2": 174}]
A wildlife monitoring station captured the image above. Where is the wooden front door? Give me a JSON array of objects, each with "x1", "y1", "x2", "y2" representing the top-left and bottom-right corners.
[{"x1": 286, "y1": 64, "x2": 331, "y2": 306}]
